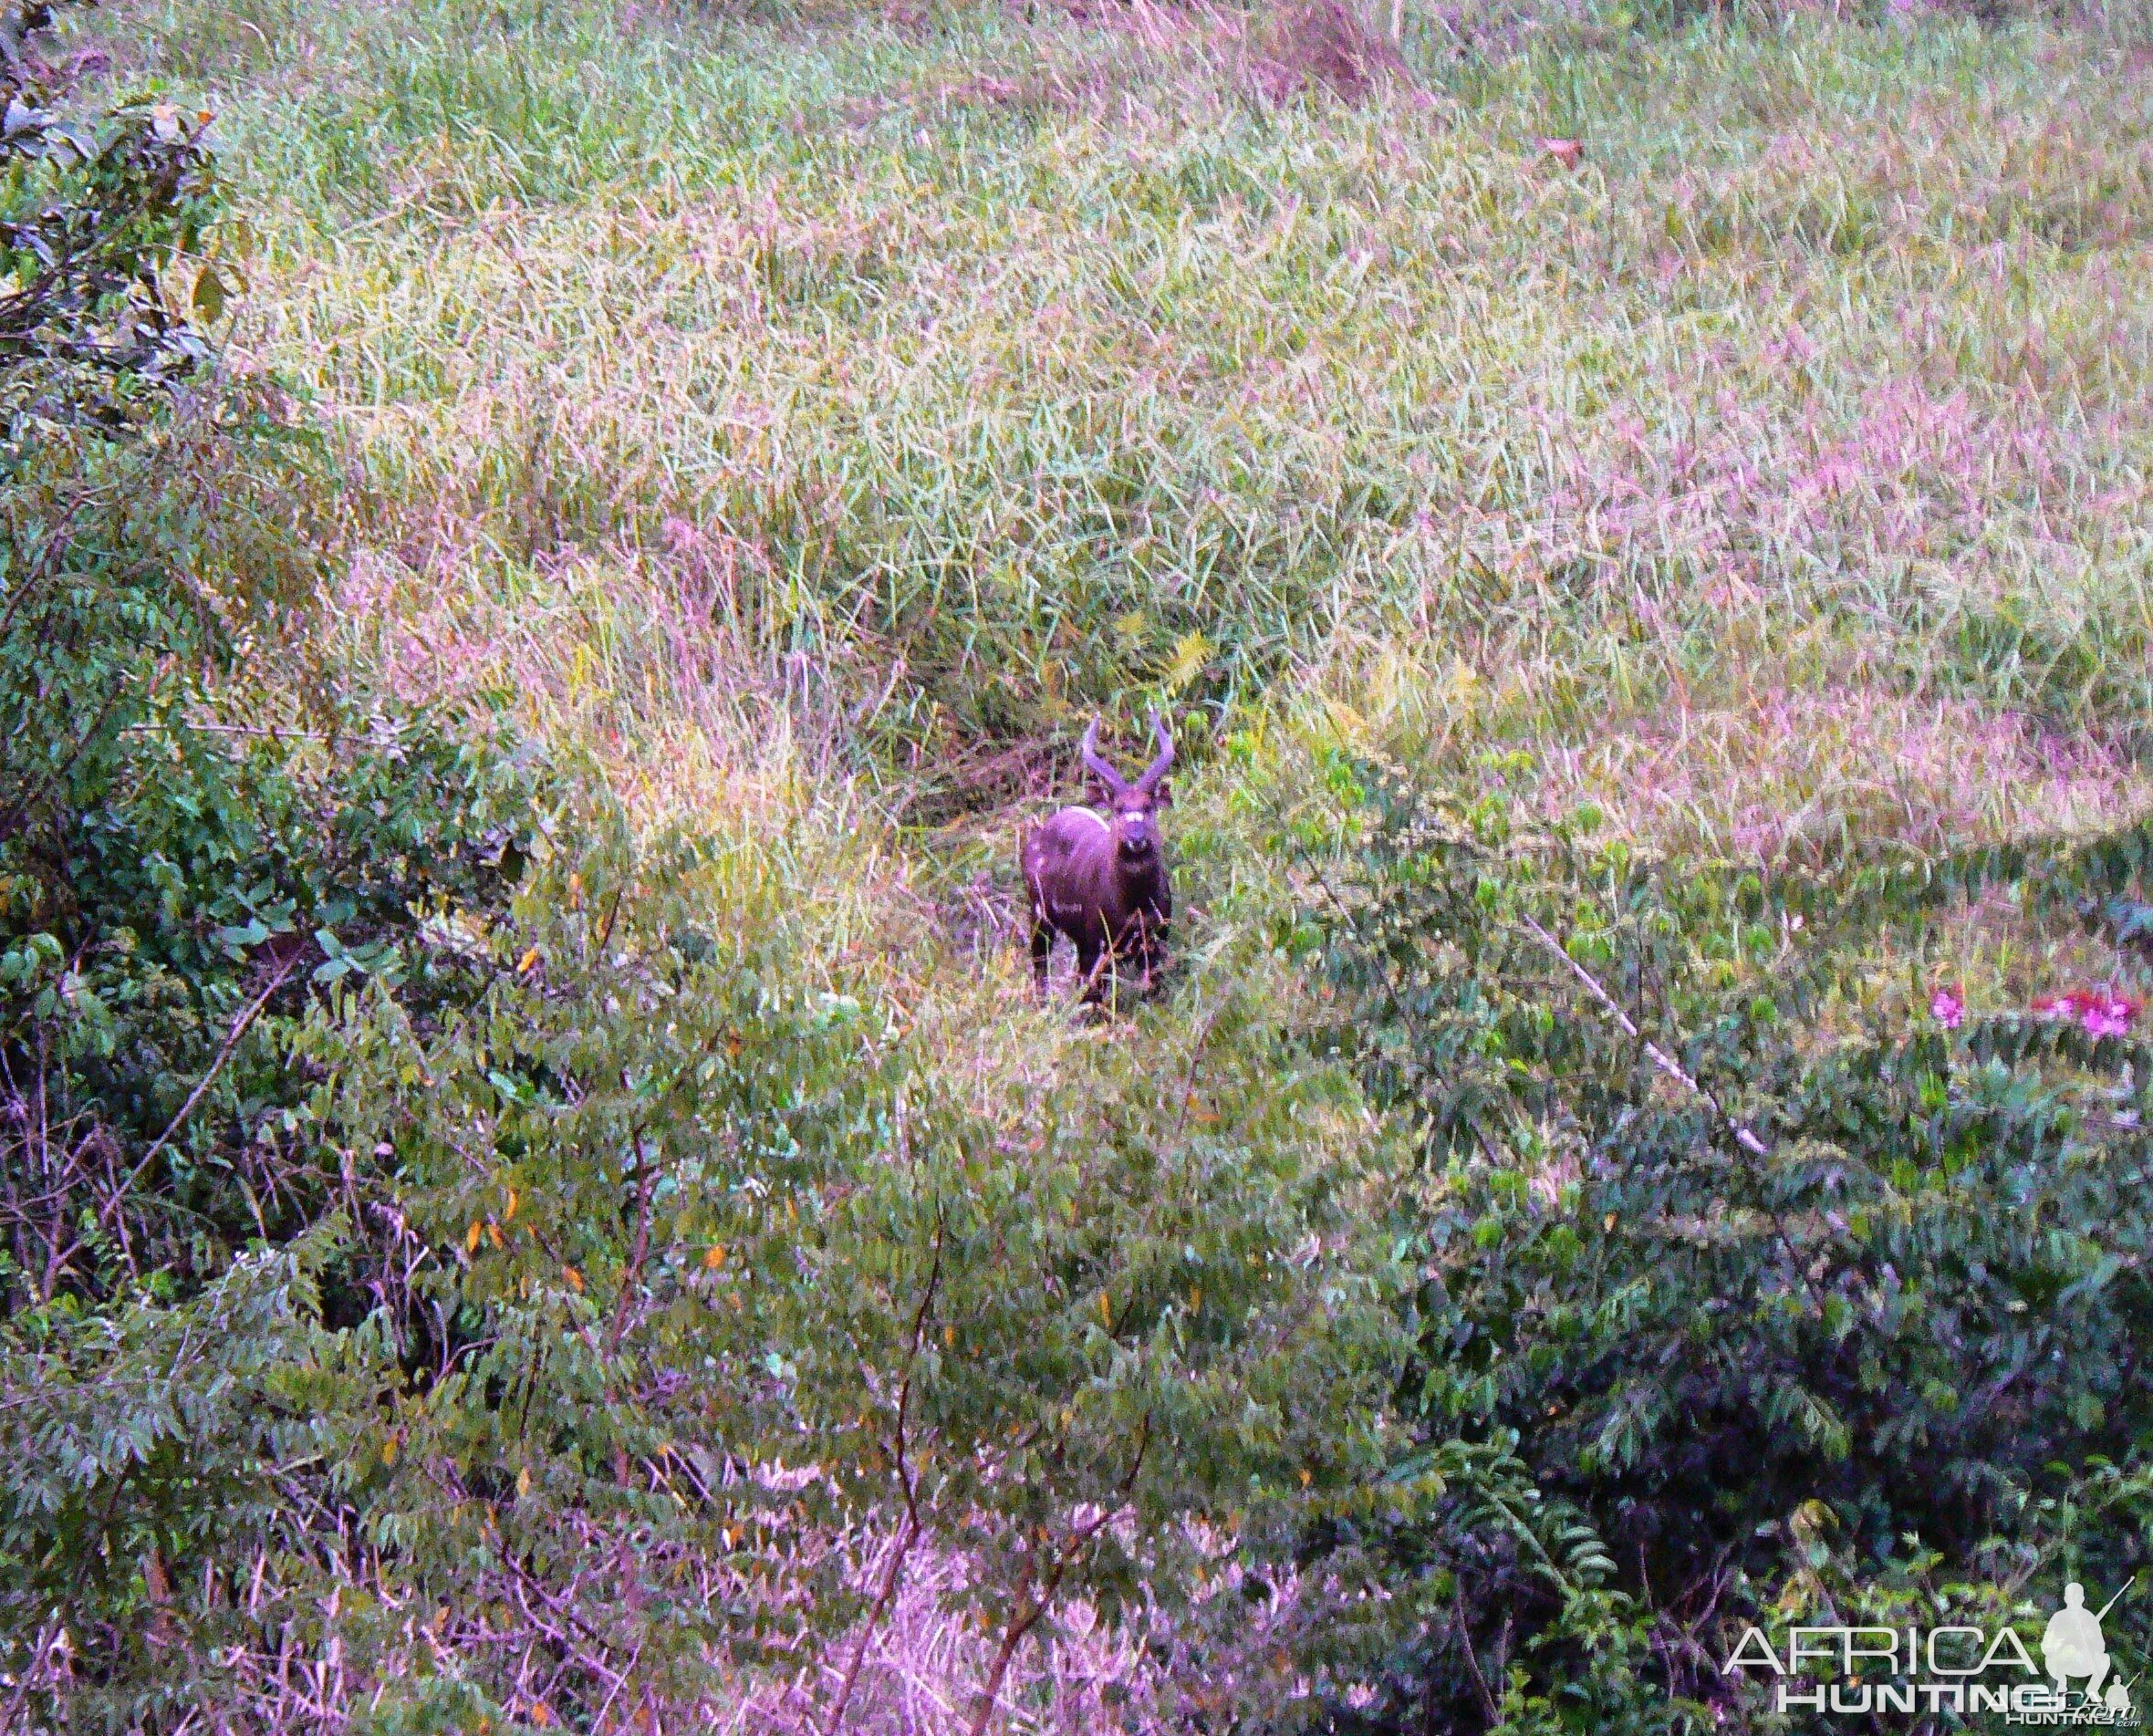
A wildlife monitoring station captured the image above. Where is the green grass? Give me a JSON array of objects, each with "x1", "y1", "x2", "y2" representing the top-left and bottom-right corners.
[{"x1": 99, "y1": 0, "x2": 2153, "y2": 1041}]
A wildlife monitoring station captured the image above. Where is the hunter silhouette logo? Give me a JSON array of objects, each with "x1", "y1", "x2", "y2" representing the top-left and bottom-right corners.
[
  {"x1": 2044, "y1": 1585, "x2": 2132, "y2": 1717},
  {"x1": 1721, "y1": 1582, "x2": 2139, "y2": 1724}
]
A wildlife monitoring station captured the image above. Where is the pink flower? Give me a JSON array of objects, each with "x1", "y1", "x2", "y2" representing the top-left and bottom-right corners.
[
  {"x1": 2080, "y1": 994, "x2": 2137, "y2": 1039},
  {"x1": 2029, "y1": 987, "x2": 2139, "y2": 1037},
  {"x1": 1929, "y1": 985, "x2": 1965, "y2": 1029}
]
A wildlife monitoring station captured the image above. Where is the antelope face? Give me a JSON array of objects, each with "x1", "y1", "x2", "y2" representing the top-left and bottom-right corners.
[
  {"x1": 1079, "y1": 709, "x2": 1176, "y2": 868},
  {"x1": 1111, "y1": 795, "x2": 1160, "y2": 862}
]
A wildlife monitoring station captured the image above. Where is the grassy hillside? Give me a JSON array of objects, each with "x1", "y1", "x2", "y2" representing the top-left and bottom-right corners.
[
  {"x1": 137, "y1": 0, "x2": 2153, "y2": 771},
  {"x1": 6, "y1": 0, "x2": 2153, "y2": 1725},
  {"x1": 122, "y1": 0, "x2": 2153, "y2": 977}
]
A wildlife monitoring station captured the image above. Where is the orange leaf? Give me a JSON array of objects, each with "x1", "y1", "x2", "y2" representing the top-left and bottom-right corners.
[
  {"x1": 564, "y1": 1266, "x2": 583, "y2": 1294},
  {"x1": 703, "y1": 1244, "x2": 727, "y2": 1269},
  {"x1": 465, "y1": 1221, "x2": 482, "y2": 1254}
]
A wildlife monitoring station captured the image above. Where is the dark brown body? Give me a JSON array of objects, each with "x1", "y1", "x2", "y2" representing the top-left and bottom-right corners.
[{"x1": 1022, "y1": 714, "x2": 1175, "y2": 1002}]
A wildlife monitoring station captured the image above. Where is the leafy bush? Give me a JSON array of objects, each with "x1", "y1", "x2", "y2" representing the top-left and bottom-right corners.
[
  {"x1": 1298, "y1": 759, "x2": 2153, "y2": 1731},
  {"x1": 280, "y1": 834, "x2": 1401, "y2": 1730},
  {"x1": 0, "y1": 16, "x2": 546, "y2": 1722},
  {"x1": 0, "y1": 408, "x2": 541, "y2": 1720},
  {"x1": 1, "y1": 4, "x2": 227, "y2": 442}
]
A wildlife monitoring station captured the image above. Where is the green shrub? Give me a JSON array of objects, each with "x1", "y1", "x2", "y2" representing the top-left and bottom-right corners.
[
  {"x1": 1299, "y1": 760, "x2": 2153, "y2": 1732},
  {"x1": 0, "y1": 406, "x2": 543, "y2": 1720},
  {"x1": 288, "y1": 829, "x2": 1404, "y2": 1729},
  {"x1": 1, "y1": 2, "x2": 226, "y2": 442},
  {"x1": 0, "y1": 16, "x2": 546, "y2": 1721}
]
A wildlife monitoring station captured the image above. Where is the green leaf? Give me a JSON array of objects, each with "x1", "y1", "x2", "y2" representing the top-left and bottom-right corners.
[{"x1": 192, "y1": 264, "x2": 225, "y2": 322}]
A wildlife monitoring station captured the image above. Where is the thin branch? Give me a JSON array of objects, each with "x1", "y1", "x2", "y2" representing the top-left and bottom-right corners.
[
  {"x1": 606, "y1": 1123, "x2": 658, "y2": 1357},
  {"x1": 1453, "y1": 1582, "x2": 1501, "y2": 1728},
  {"x1": 0, "y1": 492, "x2": 95, "y2": 644},
  {"x1": 1516, "y1": 913, "x2": 1770, "y2": 1157},
  {"x1": 592, "y1": 887, "x2": 624, "y2": 957},
  {"x1": 124, "y1": 720, "x2": 329, "y2": 741},
  {"x1": 1294, "y1": 833, "x2": 1518, "y2": 1164},
  {"x1": 820, "y1": 1204, "x2": 944, "y2": 1736},
  {"x1": 100, "y1": 951, "x2": 304, "y2": 1221},
  {"x1": 819, "y1": 1512, "x2": 920, "y2": 1736},
  {"x1": 0, "y1": 675, "x2": 130, "y2": 840},
  {"x1": 963, "y1": 1416, "x2": 1150, "y2": 1736}
]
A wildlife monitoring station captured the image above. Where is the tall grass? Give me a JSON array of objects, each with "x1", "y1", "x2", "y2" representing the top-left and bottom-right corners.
[
  {"x1": 97, "y1": 0, "x2": 2153, "y2": 1096},
  {"x1": 107, "y1": 0, "x2": 2149, "y2": 843}
]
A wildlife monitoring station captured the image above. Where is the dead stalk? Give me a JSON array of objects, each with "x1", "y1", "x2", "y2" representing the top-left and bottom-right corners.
[
  {"x1": 1516, "y1": 913, "x2": 1770, "y2": 1157},
  {"x1": 963, "y1": 1418, "x2": 1149, "y2": 1736}
]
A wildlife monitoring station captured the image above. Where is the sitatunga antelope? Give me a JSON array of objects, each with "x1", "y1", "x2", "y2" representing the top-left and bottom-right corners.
[{"x1": 1021, "y1": 712, "x2": 1174, "y2": 1003}]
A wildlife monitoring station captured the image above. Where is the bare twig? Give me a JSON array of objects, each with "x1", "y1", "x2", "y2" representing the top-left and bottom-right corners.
[
  {"x1": 0, "y1": 676, "x2": 130, "y2": 840},
  {"x1": 102, "y1": 951, "x2": 305, "y2": 1220},
  {"x1": 124, "y1": 720, "x2": 330, "y2": 741},
  {"x1": 821, "y1": 1206, "x2": 944, "y2": 1736},
  {"x1": 606, "y1": 1122, "x2": 659, "y2": 1357},
  {"x1": 0, "y1": 493, "x2": 95, "y2": 645},
  {"x1": 821, "y1": 1512, "x2": 921, "y2": 1736},
  {"x1": 1516, "y1": 913, "x2": 1770, "y2": 1157},
  {"x1": 963, "y1": 1416, "x2": 1150, "y2": 1736},
  {"x1": 1453, "y1": 1584, "x2": 1501, "y2": 1727}
]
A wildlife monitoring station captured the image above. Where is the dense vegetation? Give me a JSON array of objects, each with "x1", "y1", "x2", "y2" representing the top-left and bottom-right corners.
[
  {"x1": 2, "y1": 0, "x2": 2149, "y2": 1729},
  {"x1": 1303, "y1": 766, "x2": 2153, "y2": 1729}
]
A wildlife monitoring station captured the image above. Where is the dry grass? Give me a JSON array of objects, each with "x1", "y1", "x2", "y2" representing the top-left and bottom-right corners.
[
  {"x1": 703, "y1": 1535, "x2": 1321, "y2": 1735},
  {"x1": 1535, "y1": 689, "x2": 2140, "y2": 859}
]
